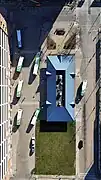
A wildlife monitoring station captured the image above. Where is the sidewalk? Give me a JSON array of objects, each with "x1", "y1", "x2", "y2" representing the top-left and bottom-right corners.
[{"x1": 75, "y1": 45, "x2": 85, "y2": 178}]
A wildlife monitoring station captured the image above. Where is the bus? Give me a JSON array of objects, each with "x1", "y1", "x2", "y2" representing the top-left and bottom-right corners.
[
  {"x1": 16, "y1": 80, "x2": 23, "y2": 98},
  {"x1": 16, "y1": 30, "x2": 22, "y2": 48},
  {"x1": 17, "y1": 108, "x2": 23, "y2": 126},
  {"x1": 33, "y1": 52, "x2": 41, "y2": 75},
  {"x1": 16, "y1": 56, "x2": 24, "y2": 72},
  {"x1": 31, "y1": 108, "x2": 40, "y2": 125}
]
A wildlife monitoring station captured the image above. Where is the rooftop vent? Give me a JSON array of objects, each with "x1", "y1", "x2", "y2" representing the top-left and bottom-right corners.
[
  {"x1": 54, "y1": 29, "x2": 65, "y2": 36},
  {"x1": 46, "y1": 71, "x2": 51, "y2": 76},
  {"x1": 47, "y1": 36, "x2": 56, "y2": 50},
  {"x1": 70, "y1": 72, "x2": 75, "y2": 78},
  {"x1": 46, "y1": 100, "x2": 52, "y2": 105},
  {"x1": 70, "y1": 102, "x2": 75, "y2": 108}
]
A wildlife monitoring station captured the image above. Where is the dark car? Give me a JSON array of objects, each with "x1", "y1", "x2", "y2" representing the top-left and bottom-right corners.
[{"x1": 31, "y1": 137, "x2": 35, "y2": 153}]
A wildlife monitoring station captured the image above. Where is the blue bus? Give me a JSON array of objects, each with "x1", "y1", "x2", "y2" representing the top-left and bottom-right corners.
[{"x1": 16, "y1": 30, "x2": 22, "y2": 48}]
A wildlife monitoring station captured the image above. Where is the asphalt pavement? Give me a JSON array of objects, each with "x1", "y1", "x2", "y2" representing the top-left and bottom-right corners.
[{"x1": 5, "y1": 3, "x2": 66, "y2": 179}]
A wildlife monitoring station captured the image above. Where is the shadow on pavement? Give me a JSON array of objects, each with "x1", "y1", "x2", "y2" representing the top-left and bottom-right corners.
[
  {"x1": 26, "y1": 114, "x2": 35, "y2": 133},
  {"x1": 39, "y1": 68, "x2": 47, "y2": 120},
  {"x1": 29, "y1": 138, "x2": 32, "y2": 149},
  {"x1": 36, "y1": 85, "x2": 40, "y2": 93},
  {"x1": 30, "y1": 168, "x2": 35, "y2": 175},
  {"x1": 91, "y1": 1, "x2": 101, "y2": 7},
  {"x1": 13, "y1": 71, "x2": 20, "y2": 80},
  {"x1": 11, "y1": 85, "x2": 20, "y2": 105},
  {"x1": 29, "y1": 150, "x2": 33, "y2": 156},
  {"x1": 12, "y1": 113, "x2": 20, "y2": 133},
  {"x1": 26, "y1": 124, "x2": 33, "y2": 133},
  {"x1": 77, "y1": 0, "x2": 85, "y2": 7},
  {"x1": 28, "y1": 61, "x2": 36, "y2": 85},
  {"x1": 0, "y1": 3, "x2": 65, "y2": 67},
  {"x1": 36, "y1": 70, "x2": 47, "y2": 94},
  {"x1": 75, "y1": 82, "x2": 83, "y2": 104}
]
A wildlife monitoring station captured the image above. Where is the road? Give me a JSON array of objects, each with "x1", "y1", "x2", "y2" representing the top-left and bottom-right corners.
[
  {"x1": 2, "y1": 3, "x2": 65, "y2": 179},
  {"x1": 76, "y1": 0, "x2": 101, "y2": 179},
  {"x1": 11, "y1": 64, "x2": 40, "y2": 179}
]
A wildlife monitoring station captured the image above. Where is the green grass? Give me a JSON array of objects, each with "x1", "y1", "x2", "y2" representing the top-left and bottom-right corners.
[{"x1": 35, "y1": 121, "x2": 76, "y2": 175}]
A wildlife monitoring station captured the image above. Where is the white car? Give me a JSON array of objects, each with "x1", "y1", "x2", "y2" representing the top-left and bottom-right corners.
[
  {"x1": 17, "y1": 108, "x2": 23, "y2": 126},
  {"x1": 81, "y1": 80, "x2": 87, "y2": 97}
]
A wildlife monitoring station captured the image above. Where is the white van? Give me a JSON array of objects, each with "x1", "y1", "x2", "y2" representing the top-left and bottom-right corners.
[{"x1": 16, "y1": 30, "x2": 22, "y2": 48}]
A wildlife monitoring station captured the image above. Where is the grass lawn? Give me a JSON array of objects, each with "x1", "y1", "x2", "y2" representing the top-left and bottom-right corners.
[{"x1": 35, "y1": 121, "x2": 76, "y2": 175}]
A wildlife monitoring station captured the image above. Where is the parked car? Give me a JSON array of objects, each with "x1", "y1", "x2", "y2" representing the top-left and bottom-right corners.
[
  {"x1": 16, "y1": 56, "x2": 24, "y2": 72},
  {"x1": 31, "y1": 136, "x2": 35, "y2": 153},
  {"x1": 81, "y1": 80, "x2": 87, "y2": 97},
  {"x1": 75, "y1": 80, "x2": 87, "y2": 104},
  {"x1": 16, "y1": 80, "x2": 23, "y2": 98},
  {"x1": 33, "y1": 52, "x2": 41, "y2": 75},
  {"x1": 16, "y1": 30, "x2": 22, "y2": 48},
  {"x1": 31, "y1": 108, "x2": 40, "y2": 125},
  {"x1": 16, "y1": 108, "x2": 23, "y2": 126}
]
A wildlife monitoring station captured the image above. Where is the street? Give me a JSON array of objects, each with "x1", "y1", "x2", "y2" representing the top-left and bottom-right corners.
[{"x1": 3, "y1": 3, "x2": 65, "y2": 179}]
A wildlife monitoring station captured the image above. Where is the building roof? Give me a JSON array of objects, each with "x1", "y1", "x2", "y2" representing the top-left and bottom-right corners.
[{"x1": 46, "y1": 55, "x2": 75, "y2": 122}]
